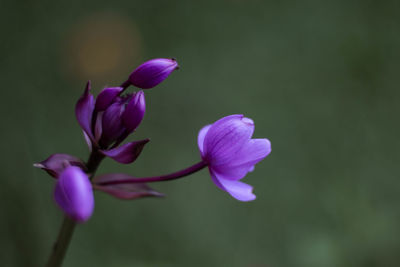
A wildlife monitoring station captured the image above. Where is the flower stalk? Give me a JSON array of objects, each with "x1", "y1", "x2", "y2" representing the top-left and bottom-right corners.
[
  {"x1": 45, "y1": 217, "x2": 76, "y2": 267},
  {"x1": 97, "y1": 161, "x2": 208, "y2": 186}
]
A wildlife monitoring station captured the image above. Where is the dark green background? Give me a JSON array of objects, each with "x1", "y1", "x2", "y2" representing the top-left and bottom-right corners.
[{"x1": 1, "y1": 0, "x2": 400, "y2": 266}]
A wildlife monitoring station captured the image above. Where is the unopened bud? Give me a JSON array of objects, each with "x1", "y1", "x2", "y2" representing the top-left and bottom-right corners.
[
  {"x1": 129, "y1": 58, "x2": 178, "y2": 89},
  {"x1": 54, "y1": 166, "x2": 94, "y2": 222}
]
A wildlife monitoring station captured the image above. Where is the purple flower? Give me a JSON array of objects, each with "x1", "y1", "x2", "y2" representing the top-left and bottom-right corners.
[
  {"x1": 54, "y1": 166, "x2": 94, "y2": 222},
  {"x1": 129, "y1": 58, "x2": 179, "y2": 89},
  {"x1": 197, "y1": 115, "x2": 271, "y2": 201},
  {"x1": 75, "y1": 82, "x2": 148, "y2": 163}
]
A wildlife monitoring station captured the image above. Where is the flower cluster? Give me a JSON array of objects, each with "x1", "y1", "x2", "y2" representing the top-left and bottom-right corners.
[{"x1": 35, "y1": 58, "x2": 271, "y2": 223}]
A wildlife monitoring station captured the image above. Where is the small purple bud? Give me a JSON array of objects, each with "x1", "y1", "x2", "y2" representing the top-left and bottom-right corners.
[
  {"x1": 122, "y1": 91, "x2": 145, "y2": 133},
  {"x1": 95, "y1": 87, "x2": 124, "y2": 111},
  {"x1": 54, "y1": 166, "x2": 94, "y2": 223},
  {"x1": 129, "y1": 58, "x2": 178, "y2": 89}
]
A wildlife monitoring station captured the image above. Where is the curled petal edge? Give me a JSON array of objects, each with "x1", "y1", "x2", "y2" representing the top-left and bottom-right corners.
[{"x1": 210, "y1": 170, "x2": 256, "y2": 202}]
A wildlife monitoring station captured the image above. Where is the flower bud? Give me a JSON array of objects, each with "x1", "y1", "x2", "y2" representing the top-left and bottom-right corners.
[
  {"x1": 122, "y1": 91, "x2": 145, "y2": 133},
  {"x1": 54, "y1": 166, "x2": 94, "y2": 222},
  {"x1": 129, "y1": 58, "x2": 178, "y2": 89},
  {"x1": 95, "y1": 87, "x2": 123, "y2": 111}
]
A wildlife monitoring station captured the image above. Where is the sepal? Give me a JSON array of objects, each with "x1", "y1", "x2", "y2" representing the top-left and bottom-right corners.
[
  {"x1": 93, "y1": 173, "x2": 164, "y2": 199},
  {"x1": 75, "y1": 81, "x2": 95, "y2": 142},
  {"x1": 33, "y1": 153, "x2": 86, "y2": 178},
  {"x1": 100, "y1": 139, "x2": 149, "y2": 164}
]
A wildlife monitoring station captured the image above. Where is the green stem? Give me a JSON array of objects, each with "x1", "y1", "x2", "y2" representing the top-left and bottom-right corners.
[{"x1": 45, "y1": 217, "x2": 76, "y2": 267}]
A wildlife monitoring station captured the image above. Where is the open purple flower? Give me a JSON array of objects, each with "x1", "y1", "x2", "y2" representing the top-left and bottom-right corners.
[
  {"x1": 54, "y1": 166, "x2": 94, "y2": 222},
  {"x1": 93, "y1": 114, "x2": 271, "y2": 202},
  {"x1": 197, "y1": 115, "x2": 271, "y2": 201}
]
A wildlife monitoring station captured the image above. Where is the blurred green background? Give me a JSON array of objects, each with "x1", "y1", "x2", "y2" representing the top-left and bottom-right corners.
[{"x1": 1, "y1": 0, "x2": 400, "y2": 266}]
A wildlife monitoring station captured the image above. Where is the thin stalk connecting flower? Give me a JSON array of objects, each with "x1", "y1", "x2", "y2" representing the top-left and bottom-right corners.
[{"x1": 95, "y1": 161, "x2": 208, "y2": 186}]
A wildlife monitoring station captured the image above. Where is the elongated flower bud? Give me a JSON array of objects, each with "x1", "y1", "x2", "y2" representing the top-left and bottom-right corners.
[
  {"x1": 122, "y1": 91, "x2": 145, "y2": 133},
  {"x1": 54, "y1": 166, "x2": 94, "y2": 222},
  {"x1": 129, "y1": 58, "x2": 178, "y2": 89}
]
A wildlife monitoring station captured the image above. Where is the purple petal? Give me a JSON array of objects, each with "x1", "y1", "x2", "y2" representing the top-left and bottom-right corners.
[
  {"x1": 203, "y1": 115, "x2": 255, "y2": 165},
  {"x1": 197, "y1": 124, "x2": 211, "y2": 156},
  {"x1": 54, "y1": 166, "x2": 94, "y2": 222},
  {"x1": 75, "y1": 81, "x2": 95, "y2": 141},
  {"x1": 100, "y1": 139, "x2": 149, "y2": 164},
  {"x1": 129, "y1": 58, "x2": 179, "y2": 89},
  {"x1": 93, "y1": 182, "x2": 164, "y2": 200},
  {"x1": 95, "y1": 87, "x2": 123, "y2": 111},
  {"x1": 122, "y1": 90, "x2": 146, "y2": 133},
  {"x1": 228, "y1": 138, "x2": 271, "y2": 166},
  {"x1": 211, "y1": 171, "x2": 256, "y2": 202},
  {"x1": 212, "y1": 139, "x2": 271, "y2": 180},
  {"x1": 101, "y1": 101, "x2": 125, "y2": 145},
  {"x1": 33, "y1": 154, "x2": 85, "y2": 178}
]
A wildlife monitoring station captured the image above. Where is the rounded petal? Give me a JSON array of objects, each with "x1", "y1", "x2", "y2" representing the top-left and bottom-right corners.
[
  {"x1": 203, "y1": 115, "x2": 255, "y2": 165},
  {"x1": 197, "y1": 124, "x2": 211, "y2": 156},
  {"x1": 210, "y1": 171, "x2": 256, "y2": 201},
  {"x1": 211, "y1": 164, "x2": 253, "y2": 181},
  {"x1": 54, "y1": 166, "x2": 94, "y2": 223},
  {"x1": 212, "y1": 138, "x2": 271, "y2": 180}
]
